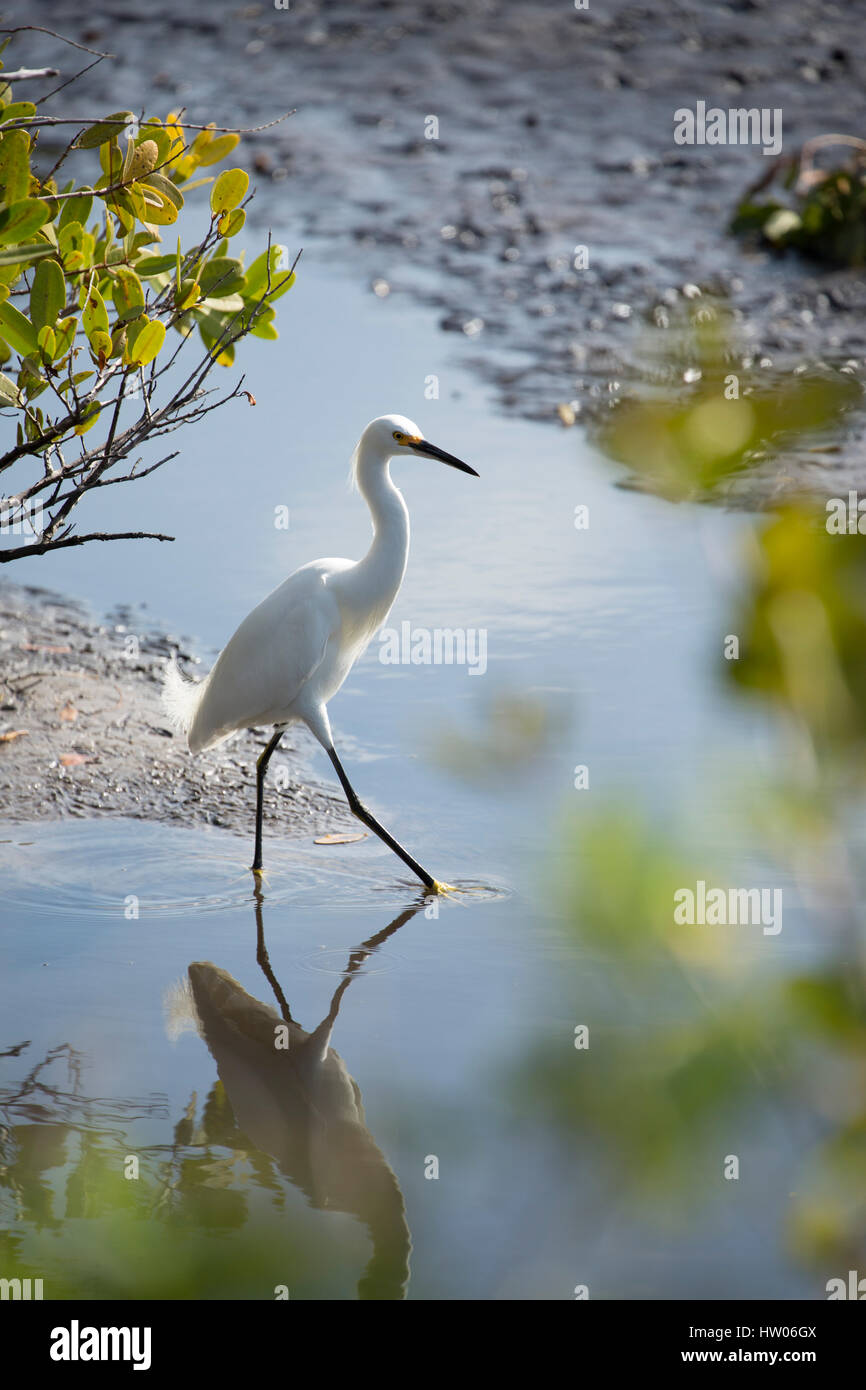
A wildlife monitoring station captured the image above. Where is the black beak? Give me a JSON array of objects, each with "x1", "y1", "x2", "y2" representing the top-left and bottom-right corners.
[{"x1": 411, "y1": 439, "x2": 479, "y2": 476}]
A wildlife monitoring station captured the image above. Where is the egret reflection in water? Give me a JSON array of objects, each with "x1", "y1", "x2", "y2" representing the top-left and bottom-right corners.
[
  {"x1": 184, "y1": 887, "x2": 424, "y2": 1300},
  {"x1": 0, "y1": 891, "x2": 429, "y2": 1299}
]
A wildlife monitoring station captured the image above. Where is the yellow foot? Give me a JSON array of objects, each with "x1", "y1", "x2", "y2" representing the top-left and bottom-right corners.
[{"x1": 430, "y1": 879, "x2": 456, "y2": 895}]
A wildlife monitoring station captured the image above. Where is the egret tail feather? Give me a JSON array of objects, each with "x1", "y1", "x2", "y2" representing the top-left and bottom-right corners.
[{"x1": 162, "y1": 657, "x2": 210, "y2": 741}]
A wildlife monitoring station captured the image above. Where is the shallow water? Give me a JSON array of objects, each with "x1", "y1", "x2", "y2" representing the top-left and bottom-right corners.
[{"x1": 0, "y1": 252, "x2": 838, "y2": 1299}]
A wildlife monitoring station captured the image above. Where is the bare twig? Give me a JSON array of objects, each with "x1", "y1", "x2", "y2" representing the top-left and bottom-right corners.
[
  {"x1": 37, "y1": 55, "x2": 109, "y2": 107},
  {"x1": 1, "y1": 530, "x2": 174, "y2": 561},
  {"x1": 0, "y1": 26, "x2": 112, "y2": 57},
  {"x1": 48, "y1": 451, "x2": 180, "y2": 504},
  {"x1": 2, "y1": 111, "x2": 294, "y2": 135}
]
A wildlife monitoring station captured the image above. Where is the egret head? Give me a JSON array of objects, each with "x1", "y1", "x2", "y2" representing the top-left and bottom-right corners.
[{"x1": 355, "y1": 414, "x2": 479, "y2": 479}]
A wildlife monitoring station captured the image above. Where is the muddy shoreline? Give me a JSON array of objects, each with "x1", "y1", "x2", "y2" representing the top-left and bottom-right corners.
[{"x1": 0, "y1": 583, "x2": 343, "y2": 835}]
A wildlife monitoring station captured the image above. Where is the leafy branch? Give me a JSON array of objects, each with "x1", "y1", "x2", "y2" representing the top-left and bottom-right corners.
[{"x1": 0, "y1": 29, "x2": 297, "y2": 561}]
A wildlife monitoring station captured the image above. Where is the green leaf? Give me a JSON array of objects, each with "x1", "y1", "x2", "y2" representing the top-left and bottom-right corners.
[
  {"x1": 58, "y1": 188, "x2": 93, "y2": 231},
  {"x1": 0, "y1": 101, "x2": 37, "y2": 124},
  {"x1": 37, "y1": 323, "x2": 56, "y2": 358},
  {"x1": 198, "y1": 321, "x2": 235, "y2": 366},
  {"x1": 140, "y1": 170, "x2": 183, "y2": 211},
  {"x1": 88, "y1": 327, "x2": 112, "y2": 362},
  {"x1": 175, "y1": 277, "x2": 201, "y2": 311},
  {"x1": 76, "y1": 112, "x2": 135, "y2": 150},
  {"x1": 200, "y1": 293, "x2": 245, "y2": 312},
  {"x1": 210, "y1": 168, "x2": 249, "y2": 215},
  {"x1": 111, "y1": 266, "x2": 145, "y2": 322},
  {"x1": 97, "y1": 139, "x2": 124, "y2": 181},
  {"x1": 105, "y1": 189, "x2": 137, "y2": 236},
  {"x1": 195, "y1": 132, "x2": 240, "y2": 167},
  {"x1": 244, "y1": 245, "x2": 294, "y2": 301},
  {"x1": 82, "y1": 282, "x2": 109, "y2": 347},
  {"x1": 30, "y1": 257, "x2": 66, "y2": 331},
  {"x1": 249, "y1": 304, "x2": 278, "y2": 340},
  {"x1": 134, "y1": 254, "x2": 178, "y2": 277},
  {"x1": 0, "y1": 369, "x2": 21, "y2": 405},
  {"x1": 0, "y1": 241, "x2": 53, "y2": 266},
  {"x1": 58, "y1": 221, "x2": 95, "y2": 272},
  {"x1": 0, "y1": 197, "x2": 50, "y2": 244},
  {"x1": 57, "y1": 370, "x2": 93, "y2": 394},
  {"x1": 74, "y1": 400, "x2": 102, "y2": 434},
  {"x1": 198, "y1": 256, "x2": 245, "y2": 298},
  {"x1": 217, "y1": 207, "x2": 245, "y2": 238},
  {"x1": 140, "y1": 121, "x2": 172, "y2": 166},
  {"x1": 0, "y1": 129, "x2": 31, "y2": 203},
  {"x1": 0, "y1": 299, "x2": 38, "y2": 355},
  {"x1": 129, "y1": 317, "x2": 165, "y2": 365},
  {"x1": 135, "y1": 180, "x2": 179, "y2": 225},
  {"x1": 265, "y1": 268, "x2": 294, "y2": 303},
  {"x1": 38, "y1": 219, "x2": 58, "y2": 248},
  {"x1": 0, "y1": 256, "x2": 24, "y2": 290},
  {"x1": 53, "y1": 317, "x2": 76, "y2": 360},
  {"x1": 109, "y1": 322, "x2": 128, "y2": 358},
  {"x1": 195, "y1": 307, "x2": 235, "y2": 364}
]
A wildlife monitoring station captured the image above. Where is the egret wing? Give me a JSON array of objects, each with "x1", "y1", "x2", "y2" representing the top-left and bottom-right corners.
[{"x1": 188, "y1": 563, "x2": 345, "y2": 751}]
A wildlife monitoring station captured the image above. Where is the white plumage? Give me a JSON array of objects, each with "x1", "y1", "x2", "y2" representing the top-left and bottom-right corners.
[{"x1": 162, "y1": 413, "x2": 478, "y2": 887}]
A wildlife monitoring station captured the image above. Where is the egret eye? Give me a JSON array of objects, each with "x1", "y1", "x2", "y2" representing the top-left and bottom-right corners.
[{"x1": 392, "y1": 430, "x2": 405, "y2": 443}]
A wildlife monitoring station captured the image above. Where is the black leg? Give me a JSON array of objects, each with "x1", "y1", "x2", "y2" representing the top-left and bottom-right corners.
[
  {"x1": 327, "y1": 745, "x2": 440, "y2": 892},
  {"x1": 252, "y1": 728, "x2": 284, "y2": 873}
]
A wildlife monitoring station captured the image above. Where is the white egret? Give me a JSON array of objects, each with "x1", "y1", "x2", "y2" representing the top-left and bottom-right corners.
[{"x1": 163, "y1": 414, "x2": 478, "y2": 890}]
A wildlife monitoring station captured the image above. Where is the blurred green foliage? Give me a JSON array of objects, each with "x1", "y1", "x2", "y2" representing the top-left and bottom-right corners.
[
  {"x1": 512, "y1": 804, "x2": 866, "y2": 1270},
  {"x1": 432, "y1": 690, "x2": 567, "y2": 785},
  {"x1": 732, "y1": 136, "x2": 866, "y2": 267},
  {"x1": 595, "y1": 298, "x2": 859, "y2": 499},
  {"x1": 728, "y1": 508, "x2": 866, "y2": 770}
]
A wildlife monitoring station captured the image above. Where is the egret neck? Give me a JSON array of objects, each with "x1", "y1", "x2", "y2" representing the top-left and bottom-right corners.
[{"x1": 344, "y1": 437, "x2": 410, "y2": 633}]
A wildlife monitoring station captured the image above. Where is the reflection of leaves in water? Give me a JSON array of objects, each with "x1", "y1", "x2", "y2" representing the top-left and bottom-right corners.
[
  {"x1": 0, "y1": 1042, "x2": 323, "y2": 1297},
  {"x1": 0, "y1": 899, "x2": 418, "y2": 1300},
  {"x1": 595, "y1": 300, "x2": 860, "y2": 498},
  {"x1": 0, "y1": 1043, "x2": 165, "y2": 1234}
]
